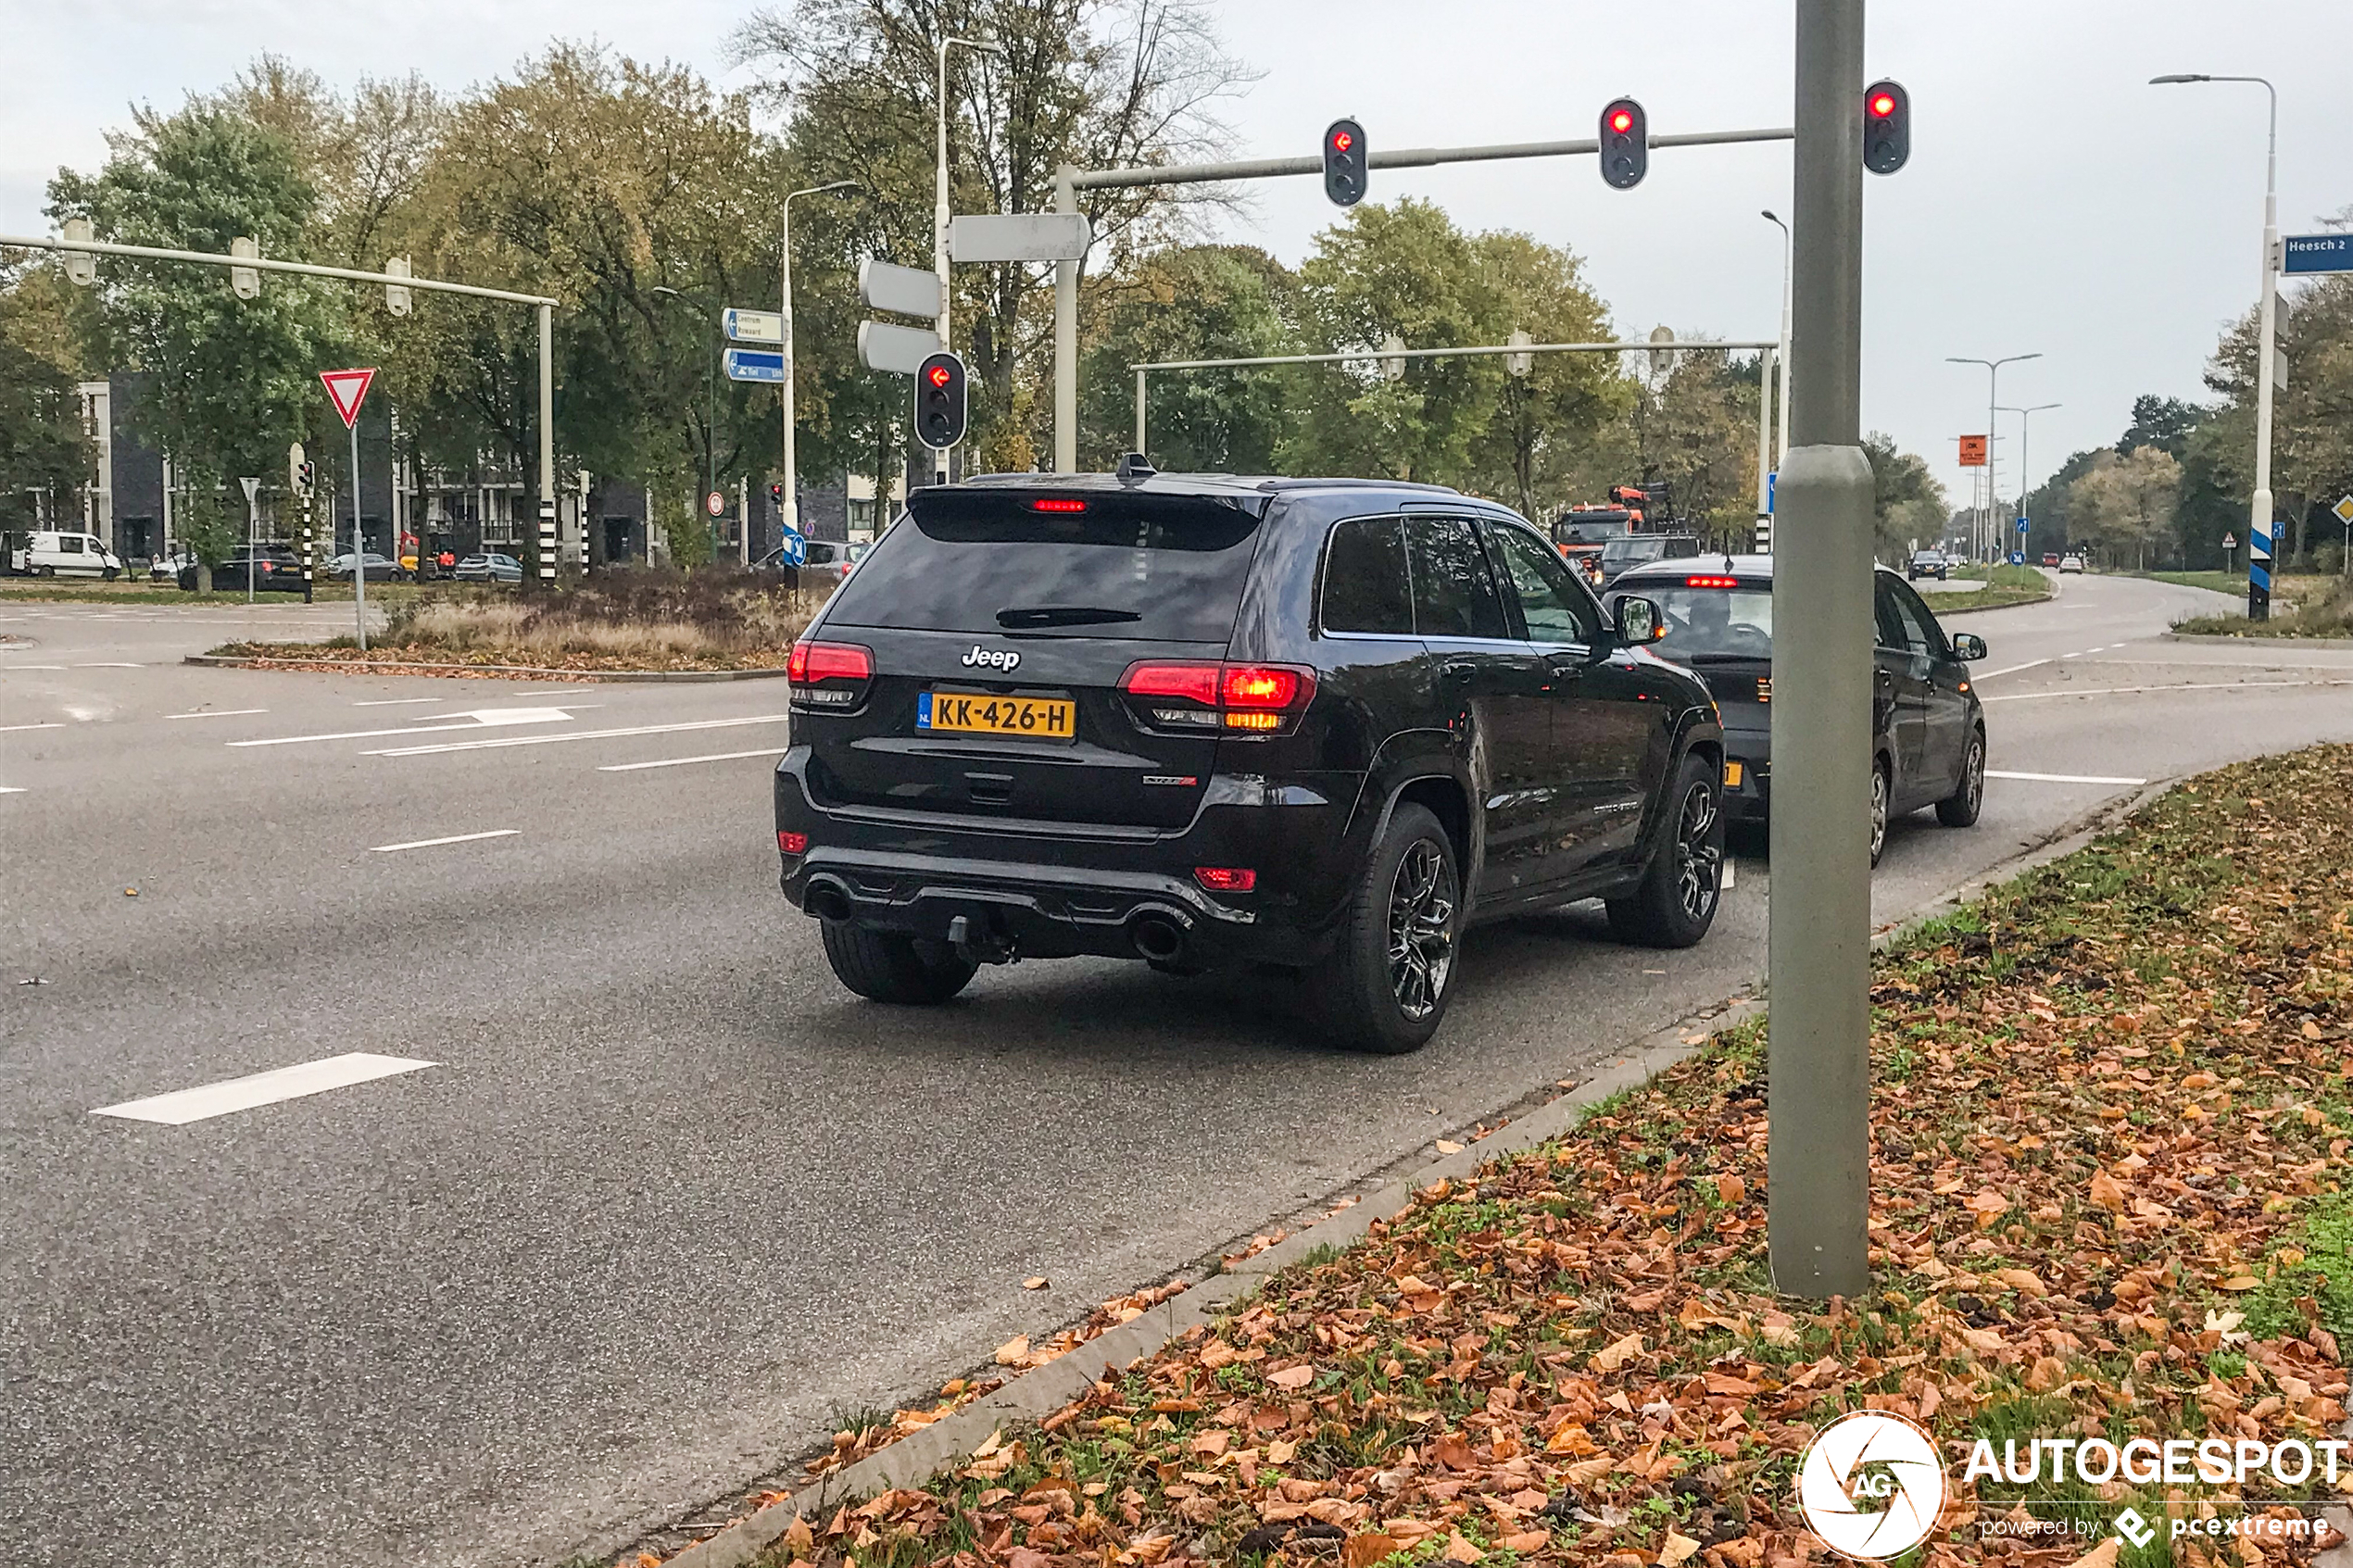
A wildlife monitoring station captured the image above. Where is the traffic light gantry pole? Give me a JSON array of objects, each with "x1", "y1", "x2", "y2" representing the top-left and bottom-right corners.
[
  {"x1": 1049, "y1": 123, "x2": 1798, "y2": 472},
  {"x1": 1, "y1": 231, "x2": 563, "y2": 582}
]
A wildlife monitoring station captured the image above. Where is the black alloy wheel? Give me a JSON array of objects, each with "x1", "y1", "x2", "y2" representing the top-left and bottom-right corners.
[{"x1": 1387, "y1": 836, "x2": 1458, "y2": 1023}]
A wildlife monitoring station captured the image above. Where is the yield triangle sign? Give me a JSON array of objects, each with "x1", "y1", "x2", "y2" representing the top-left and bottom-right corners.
[{"x1": 320, "y1": 368, "x2": 377, "y2": 429}]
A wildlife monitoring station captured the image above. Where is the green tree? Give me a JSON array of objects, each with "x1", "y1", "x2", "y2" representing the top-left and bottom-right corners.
[
  {"x1": 1080, "y1": 244, "x2": 1292, "y2": 471},
  {"x1": 1629, "y1": 346, "x2": 1760, "y2": 548},
  {"x1": 1466, "y1": 231, "x2": 1627, "y2": 519},
  {"x1": 1862, "y1": 431, "x2": 1950, "y2": 558},
  {"x1": 2069, "y1": 445, "x2": 2181, "y2": 571},
  {"x1": 0, "y1": 260, "x2": 96, "y2": 528}
]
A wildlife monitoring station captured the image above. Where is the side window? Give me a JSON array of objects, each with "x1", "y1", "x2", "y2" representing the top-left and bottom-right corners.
[
  {"x1": 59, "y1": 535, "x2": 84, "y2": 555},
  {"x1": 1887, "y1": 581, "x2": 1946, "y2": 657},
  {"x1": 1321, "y1": 516, "x2": 1413, "y2": 634},
  {"x1": 1873, "y1": 583, "x2": 1909, "y2": 652},
  {"x1": 1406, "y1": 516, "x2": 1507, "y2": 639},
  {"x1": 1486, "y1": 521, "x2": 1600, "y2": 644}
]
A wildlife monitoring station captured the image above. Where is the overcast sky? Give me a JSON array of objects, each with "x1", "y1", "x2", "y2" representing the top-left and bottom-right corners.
[{"x1": 5, "y1": 0, "x2": 2347, "y2": 507}]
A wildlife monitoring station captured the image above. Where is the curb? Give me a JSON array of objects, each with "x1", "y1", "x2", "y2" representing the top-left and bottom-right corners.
[
  {"x1": 1931, "y1": 589, "x2": 2051, "y2": 617},
  {"x1": 636, "y1": 780, "x2": 2175, "y2": 1568},
  {"x1": 655, "y1": 996, "x2": 1757, "y2": 1568},
  {"x1": 2164, "y1": 631, "x2": 2353, "y2": 650},
  {"x1": 182, "y1": 654, "x2": 791, "y2": 683}
]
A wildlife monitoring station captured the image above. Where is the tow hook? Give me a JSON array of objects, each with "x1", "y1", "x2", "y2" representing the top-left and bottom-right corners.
[{"x1": 947, "y1": 912, "x2": 1019, "y2": 966}]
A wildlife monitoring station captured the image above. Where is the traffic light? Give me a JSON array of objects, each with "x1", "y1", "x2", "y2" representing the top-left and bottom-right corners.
[
  {"x1": 1323, "y1": 119, "x2": 1367, "y2": 207},
  {"x1": 770, "y1": 483, "x2": 783, "y2": 508},
  {"x1": 1863, "y1": 80, "x2": 1909, "y2": 174},
  {"x1": 298, "y1": 461, "x2": 316, "y2": 492},
  {"x1": 1599, "y1": 97, "x2": 1647, "y2": 190},
  {"x1": 915, "y1": 351, "x2": 967, "y2": 451}
]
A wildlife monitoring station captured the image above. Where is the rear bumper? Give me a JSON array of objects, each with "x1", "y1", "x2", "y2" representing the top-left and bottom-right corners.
[
  {"x1": 774, "y1": 747, "x2": 1358, "y2": 966},
  {"x1": 1720, "y1": 721, "x2": 1770, "y2": 822}
]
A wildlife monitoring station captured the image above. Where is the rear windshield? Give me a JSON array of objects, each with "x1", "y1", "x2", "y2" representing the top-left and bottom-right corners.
[
  {"x1": 824, "y1": 489, "x2": 1265, "y2": 643},
  {"x1": 1641, "y1": 583, "x2": 1775, "y2": 659},
  {"x1": 1601, "y1": 536, "x2": 1667, "y2": 563}
]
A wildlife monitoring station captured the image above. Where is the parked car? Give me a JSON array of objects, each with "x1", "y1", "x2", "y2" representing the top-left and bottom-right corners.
[
  {"x1": 8, "y1": 529, "x2": 124, "y2": 579},
  {"x1": 1593, "y1": 532, "x2": 1700, "y2": 589},
  {"x1": 451, "y1": 552, "x2": 523, "y2": 583},
  {"x1": 182, "y1": 547, "x2": 305, "y2": 592},
  {"x1": 1607, "y1": 555, "x2": 1987, "y2": 868},
  {"x1": 1907, "y1": 548, "x2": 1949, "y2": 582},
  {"x1": 324, "y1": 552, "x2": 404, "y2": 582},
  {"x1": 150, "y1": 548, "x2": 196, "y2": 583},
  {"x1": 757, "y1": 538, "x2": 866, "y2": 581},
  {"x1": 2041, "y1": 552, "x2": 2061, "y2": 567},
  {"x1": 2059, "y1": 554, "x2": 2086, "y2": 574},
  {"x1": 775, "y1": 470, "x2": 1730, "y2": 1054}
]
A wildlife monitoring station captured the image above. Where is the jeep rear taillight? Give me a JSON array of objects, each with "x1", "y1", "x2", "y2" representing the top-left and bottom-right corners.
[
  {"x1": 787, "y1": 639, "x2": 874, "y2": 709},
  {"x1": 1117, "y1": 660, "x2": 1315, "y2": 737}
]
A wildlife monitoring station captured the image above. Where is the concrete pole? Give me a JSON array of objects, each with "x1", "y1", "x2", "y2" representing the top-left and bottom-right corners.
[
  {"x1": 2252, "y1": 82, "x2": 2280, "y2": 621},
  {"x1": 935, "y1": 37, "x2": 951, "y2": 486},
  {"x1": 1768, "y1": 0, "x2": 1874, "y2": 1302},
  {"x1": 1136, "y1": 368, "x2": 1148, "y2": 458},
  {"x1": 782, "y1": 198, "x2": 799, "y2": 541},
  {"x1": 1755, "y1": 347, "x2": 1775, "y2": 539},
  {"x1": 1054, "y1": 166, "x2": 1080, "y2": 474}
]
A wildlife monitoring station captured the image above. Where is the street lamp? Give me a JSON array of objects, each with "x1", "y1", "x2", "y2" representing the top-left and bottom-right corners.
[
  {"x1": 779, "y1": 180, "x2": 857, "y2": 544},
  {"x1": 652, "y1": 284, "x2": 719, "y2": 558},
  {"x1": 1996, "y1": 402, "x2": 2061, "y2": 555},
  {"x1": 2151, "y1": 72, "x2": 2279, "y2": 620},
  {"x1": 1946, "y1": 354, "x2": 2042, "y2": 561},
  {"x1": 1761, "y1": 210, "x2": 1793, "y2": 469},
  {"x1": 935, "y1": 31, "x2": 1003, "y2": 481}
]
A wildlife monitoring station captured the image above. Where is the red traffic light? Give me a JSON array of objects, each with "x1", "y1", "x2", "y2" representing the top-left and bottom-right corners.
[
  {"x1": 1330, "y1": 130, "x2": 1353, "y2": 153},
  {"x1": 1869, "y1": 92, "x2": 1897, "y2": 118},
  {"x1": 925, "y1": 364, "x2": 951, "y2": 388},
  {"x1": 1609, "y1": 109, "x2": 1634, "y2": 133}
]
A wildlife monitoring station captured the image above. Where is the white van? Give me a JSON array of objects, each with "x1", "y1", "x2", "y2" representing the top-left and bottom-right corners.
[{"x1": 8, "y1": 531, "x2": 125, "y2": 579}]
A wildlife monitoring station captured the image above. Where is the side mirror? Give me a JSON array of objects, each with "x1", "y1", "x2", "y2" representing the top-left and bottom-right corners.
[
  {"x1": 1615, "y1": 595, "x2": 1667, "y2": 645},
  {"x1": 1951, "y1": 632, "x2": 1987, "y2": 661}
]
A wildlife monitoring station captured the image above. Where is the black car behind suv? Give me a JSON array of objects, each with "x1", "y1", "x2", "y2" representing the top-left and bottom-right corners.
[
  {"x1": 775, "y1": 470, "x2": 1730, "y2": 1053},
  {"x1": 1605, "y1": 555, "x2": 1990, "y2": 865}
]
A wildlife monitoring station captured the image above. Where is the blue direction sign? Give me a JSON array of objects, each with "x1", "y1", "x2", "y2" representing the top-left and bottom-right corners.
[
  {"x1": 774, "y1": 529, "x2": 807, "y2": 567},
  {"x1": 2016, "y1": 516, "x2": 2031, "y2": 533},
  {"x1": 2284, "y1": 234, "x2": 2353, "y2": 275},
  {"x1": 724, "y1": 347, "x2": 786, "y2": 384}
]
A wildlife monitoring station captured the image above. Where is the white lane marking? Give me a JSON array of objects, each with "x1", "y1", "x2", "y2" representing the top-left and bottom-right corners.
[
  {"x1": 598, "y1": 747, "x2": 788, "y2": 772},
  {"x1": 1986, "y1": 770, "x2": 2149, "y2": 786},
  {"x1": 0, "y1": 721, "x2": 65, "y2": 733},
  {"x1": 0, "y1": 785, "x2": 25, "y2": 795},
  {"x1": 92, "y1": 1052, "x2": 437, "y2": 1125},
  {"x1": 493, "y1": 686, "x2": 594, "y2": 697},
  {"x1": 369, "y1": 712, "x2": 792, "y2": 758},
  {"x1": 164, "y1": 708, "x2": 269, "y2": 721},
  {"x1": 229, "y1": 708, "x2": 575, "y2": 746},
  {"x1": 1983, "y1": 678, "x2": 2353, "y2": 704},
  {"x1": 1976, "y1": 658, "x2": 2050, "y2": 680},
  {"x1": 73, "y1": 661, "x2": 142, "y2": 668},
  {"x1": 0, "y1": 664, "x2": 69, "y2": 671},
  {"x1": 370, "y1": 828, "x2": 521, "y2": 853},
  {"x1": 353, "y1": 696, "x2": 445, "y2": 707}
]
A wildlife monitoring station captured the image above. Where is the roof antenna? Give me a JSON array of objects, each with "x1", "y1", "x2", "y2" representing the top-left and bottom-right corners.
[{"x1": 1115, "y1": 451, "x2": 1156, "y2": 483}]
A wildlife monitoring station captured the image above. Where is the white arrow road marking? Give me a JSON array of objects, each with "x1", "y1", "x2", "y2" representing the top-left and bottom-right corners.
[
  {"x1": 368, "y1": 713, "x2": 791, "y2": 758},
  {"x1": 598, "y1": 747, "x2": 788, "y2": 772},
  {"x1": 91, "y1": 1052, "x2": 437, "y2": 1126},
  {"x1": 229, "y1": 708, "x2": 576, "y2": 746},
  {"x1": 1986, "y1": 770, "x2": 2149, "y2": 786},
  {"x1": 370, "y1": 828, "x2": 521, "y2": 853}
]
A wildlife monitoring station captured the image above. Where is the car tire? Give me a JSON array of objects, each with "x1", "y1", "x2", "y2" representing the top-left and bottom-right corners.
[
  {"x1": 1869, "y1": 755, "x2": 1891, "y2": 868},
  {"x1": 1937, "y1": 724, "x2": 1986, "y2": 827},
  {"x1": 1605, "y1": 751, "x2": 1726, "y2": 949},
  {"x1": 1315, "y1": 801, "x2": 1460, "y2": 1055},
  {"x1": 819, "y1": 921, "x2": 977, "y2": 1005}
]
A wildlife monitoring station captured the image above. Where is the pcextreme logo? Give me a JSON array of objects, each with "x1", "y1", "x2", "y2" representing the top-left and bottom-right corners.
[{"x1": 1795, "y1": 1411, "x2": 1948, "y2": 1560}]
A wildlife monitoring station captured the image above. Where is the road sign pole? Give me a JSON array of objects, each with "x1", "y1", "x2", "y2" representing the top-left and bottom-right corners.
[
  {"x1": 1769, "y1": 0, "x2": 1873, "y2": 1302},
  {"x1": 538, "y1": 303, "x2": 557, "y2": 592},
  {"x1": 1055, "y1": 167, "x2": 1079, "y2": 474},
  {"x1": 350, "y1": 418, "x2": 366, "y2": 653}
]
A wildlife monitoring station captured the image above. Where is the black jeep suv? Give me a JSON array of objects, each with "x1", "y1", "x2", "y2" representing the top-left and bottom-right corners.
[{"x1": 775, "y1": 470, "x2": 1728, "y2": 1053}]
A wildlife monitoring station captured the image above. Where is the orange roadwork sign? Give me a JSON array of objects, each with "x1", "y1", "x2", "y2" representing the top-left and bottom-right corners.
[{"x1": 1957, "y1": 434, "x2": 1988, "y2": 467}]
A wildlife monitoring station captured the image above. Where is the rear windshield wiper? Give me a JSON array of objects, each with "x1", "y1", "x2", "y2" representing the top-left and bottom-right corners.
[{"x1": 995, "y1": 606, "x2": 1143, "y2": 628}]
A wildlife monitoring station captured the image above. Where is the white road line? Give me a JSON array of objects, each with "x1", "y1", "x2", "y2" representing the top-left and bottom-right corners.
[
  {"x1": 73, "y1": 661, "x2": 142, "y2": 668},
  {"x1": 0, "y1": 721, "x2": 65, "y2": 733},
  {"x1": 492, "y1": 686, "x2": 594, "y2": 697},
  {"x1": 1976, "y1": 658, "x2": 2050, "y2": 680},
  {"x1": 371, "y1": 828, "x2": 521, "y2": 852},
  {"x1": 0, "y1": 786, "x2": 25, "y2": 795},
  {"x1": 369, "y1": 712, "x2": 791, "y2": 758},
  {"x1": 164, "y1": 708, "x2": 269, "y2": 721},
  {"x1": 0, "y1": 665, "x2": 68, "y2": 671},
  {"x1": 91, "y1": 1051, "x2": 437, "y2": 1126},
  {"x1": 598, "y1": 747, "x2": 788, "y2": 772},
  {"x1": 352, "y1": 696, "x2": 445, "y2": 707},
  {"x1": 1983, "y1": 678, "x2": 2353, "y2": 704},
  {"x1": 1987, "y1": 770, "x2": 2149, "y2": 786},
  {"x1": 229, "y1": 708, "x2": 575, "y2": 747}
]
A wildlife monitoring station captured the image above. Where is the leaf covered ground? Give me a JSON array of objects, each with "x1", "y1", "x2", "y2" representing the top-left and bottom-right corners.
[{"x1": 724, "y1": 746, "x2": 2353, "y2": 1568}]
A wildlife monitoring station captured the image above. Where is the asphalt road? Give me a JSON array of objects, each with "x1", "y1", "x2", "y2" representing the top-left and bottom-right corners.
[{"x1": 6, "y1": 573, "x2": 2353, "y2": 1568}]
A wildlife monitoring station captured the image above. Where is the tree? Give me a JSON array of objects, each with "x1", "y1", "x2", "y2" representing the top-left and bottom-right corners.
[
  {"x1": 0, "y1": 260, "x2": 95, "y2": 529},
  {"x1": 736, "y1": 0, "x2": 1252, "y2": 470},
  {"x1": 1862, "y1": 432, "x2": 1949, "y2": 558},
  {"x1": 2117, "y1": 394, "x2": 2207, "y2": 461},
  {"x1": 1465, "y1": 231, "x2": 1626, "y2": 520},
  {"x1": 1080, "y1": 244, "x2": 1292, "y2": 471},
  {"x1": 2068, "y1": 445, "x2": 2181, "y2": 571}
]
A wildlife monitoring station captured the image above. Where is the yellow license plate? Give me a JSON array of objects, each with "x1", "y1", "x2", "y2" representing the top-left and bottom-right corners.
[
  {"x1": 1723, "y1": 760, "x2": 1744, "y2": 788},
  {"x1": 918, "y1": 691, "x2": 1075, "y2": 737}
]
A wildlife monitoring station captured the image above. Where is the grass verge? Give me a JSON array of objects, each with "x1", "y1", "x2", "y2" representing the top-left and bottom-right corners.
[
  {"x1": 208, "y1": 567, "x2": 826, "y2": 672},
  {"x1": 2175, "y1": 579, "x2": 2353, "y2": 640},
  {"x1": 698, "y1": 745, "x2": 2353, "y2": 1568}
]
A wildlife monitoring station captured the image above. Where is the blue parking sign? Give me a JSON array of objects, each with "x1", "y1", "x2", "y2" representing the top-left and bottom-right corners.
[{"x1": 775, "y1": 529, "x2": 807, "y2": 567}]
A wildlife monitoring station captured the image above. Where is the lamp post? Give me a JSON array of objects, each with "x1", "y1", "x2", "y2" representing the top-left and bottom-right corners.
[
  {"x1": 779, "y1": 180, "x2": 857, "y2": 544},
  {"x1": 935, "y1": 31, "x2": 1004, "y2": 482},
  {"x1": 1761, "y1": 209, "x2": 1793, "y2": 468},
  {"x1": 652, "y1": 284, "x2": 719, "y2": 552},
  {"x1": 1946, "y1": 354, "x2": 2041, "y2": 560},
  {"x1": 2151, "y1": 73, "x2": 2278, "y2": 619},
  {"x1": 1997, "y1": 402, "x2": 2061, "y2": 557}
]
